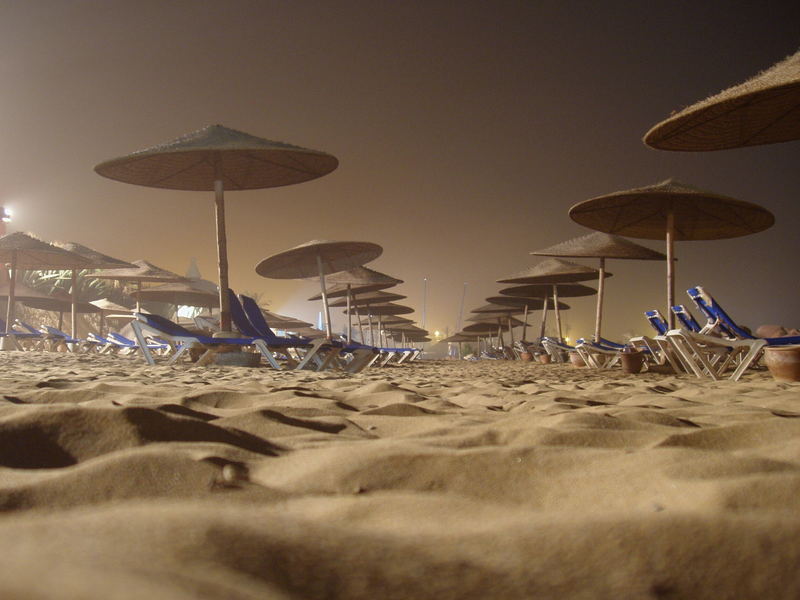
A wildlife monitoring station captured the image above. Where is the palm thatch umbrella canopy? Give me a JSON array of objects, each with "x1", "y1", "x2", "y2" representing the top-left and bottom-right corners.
[
  {"x1": 644, "y1": 49, "x2": 800, "y2": 151},
  {"x1": 531, "y1": 232, "x2": 665, "y2": 340},
  {"x1": 130, "y1": 279, "x2": 220, "y2": 309},
  {"x1": 256, "y1": 240, "x2": 382, "y2": 338},
  {"x1": 311, "y1": 266, "x2": 403, "y2": 297},
  {"x1": 356, "y1": 315, "x2": 413, "y2": 326},
  {"x1": 489, "y1": 294, "x2": 573, "y2": 308},
  {"x1": 497, "y1": 259, "x2": 602, "y2": 341},
  {"x1": 463, "y1": 321, "x2": 517, "y2": 334},
  {"x1": 306, "y1": 266, "x2": 402, "y2": 343},
  {"x1": 52, "y1": 241, "x2": 136, "y2": 337},
  {"x1": 262, "y1": 309, "x2": 313, "y2": 331},
  {"x1": 328, "y1": 290, "x2": 406, "y2": 307},
  {"x1": 344, "y1": 303, "x2": 413, "y2": 316},
  {"x1": 569, "y1": 178, "x2": 774, "y2": 327},
  {"x1": 94, "y1": 124, "x2": 339, "y2": 331},
  {"x1": 0, "y1": 280, "x2": 91, "y2": 314},
  {"x1": 0, "y1": 232, "x2": 91, "y2": 344},
  {"x1": 53, "y1": 242, "x2": 135, "y2": 270},
  {"x1": 90, "y1": 298, "x2": 134, "y2": 335},
  {"x1": 93, "y1": 259, "x2": 188, "y2": 312}
]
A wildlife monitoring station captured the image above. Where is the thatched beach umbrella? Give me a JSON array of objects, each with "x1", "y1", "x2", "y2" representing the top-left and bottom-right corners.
[
  {"x1": 569, "y1": 179, "x2": 774, "y2": 327},
  {"x1": 0, "y1": 233, "x2": 91, "y2": 348},
  {"x1": 90, "y1": 298, "x2": 134, "y2": 336},
  {"x1": 93, "y1": 260, "x2": 188, "y2": 312},
  {"x1": 130, "y1": 279, "x2": 220, "y2": 317},
  {"x1": 308, "y1": 267, "x2": 403, "y2": 299},
  {"x1": 498, "y1": 259, "x2": 602, "y2": 341},
  {"x1": 53, "y1": 242, "x2": 136, "y2": 338},
  {"x1": 470, "y1": 304, "x2": 527, "y2": 346},
  {"x1": 328, "y1": 291, "x2": 406, "y2": 307},
  {"x1": 644, "y1": 49, "x2": 800, "y2": 151},
  {"x1": 261, "y1": 309, "x2": 312, "y2": 331},
  {"x1": 344, "y1": 302, "x2": 414, "y2": 346},
  {"x1": 531, "y1": 232, "x2": 665, "y2": 341},
  {"x1": 256, "y1": 240, "x2": 382, "y2": 338},
  {"x1": 488, "y1": 293, "x2": 573, "y2": 341},
  {"x1": 308, "y1": 266, "x2": 403, "y2": 343},
  {"x1": 95, "y1": 124, "x2": 338, "y2": 331}
]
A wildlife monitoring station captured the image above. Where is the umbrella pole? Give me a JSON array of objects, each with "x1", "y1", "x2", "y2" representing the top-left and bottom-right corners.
[
  {"x1": 1, "y1": 251, "x2": 17, "y2": 349},
  {"x1": 353, "y1": 303, "x2": 366, "y2": 344},
  {"x1": 508, "y1": 315, "x2": 515, "y2": 345},
  {"x1": 539, "y1": 295, "x2": 548, "y2": 339},
  {"x1": 378, "y1": 315, "x2": 384, "y2": 347},
  {"x1": 594, "y1": 258, "x2": 606, "y2": 342},
  {"x1": 136, "y1": 280, "x2": 142, "y2": 312},
  {"x1": 70, "y1": 269, "x2": 78, "y2": 341},
  {"x1": 315, "y1": 254, "x2": 333, "y2": 339},
  {"x1": 346, "y1": 284, "x2": 353, "y2": 344},
  {"x1": 214, "y1": 179, "x2": 232, "y2": 332},
  {"x1": 666, "y1": 211, "x2": 676, "y2": 329},
  {"x1": 522, "y1": 304, "x2": 529, "y2": 342},
  {"x1": 59, "y1": 312, "x2": 64, "y2": 331},
  {"x1": 553, "y1": 285, "x2": 563, "y2": 341}
]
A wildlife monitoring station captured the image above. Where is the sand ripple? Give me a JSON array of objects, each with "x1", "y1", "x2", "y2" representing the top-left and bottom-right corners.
[{"x1": 0, "y1": 351, "x2": 798, "y2": 598}]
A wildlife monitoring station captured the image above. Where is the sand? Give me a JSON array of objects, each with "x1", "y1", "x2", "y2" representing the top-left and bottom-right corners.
[{"x1": 0, "y1": 351, "x2": 798, "y2": 599}]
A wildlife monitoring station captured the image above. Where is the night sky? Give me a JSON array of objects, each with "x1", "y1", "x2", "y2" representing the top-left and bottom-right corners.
[{"x1": 2, "y1": 1, "x2": 798, "y2": 340}]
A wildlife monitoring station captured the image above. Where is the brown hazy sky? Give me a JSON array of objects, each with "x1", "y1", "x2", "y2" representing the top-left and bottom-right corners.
[{"x1": 2, "y1": 1, "x2": 798, "y2": 339}]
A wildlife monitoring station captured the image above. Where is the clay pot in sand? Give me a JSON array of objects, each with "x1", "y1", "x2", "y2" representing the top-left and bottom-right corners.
[
  {"x1": 520, "y1": 352, "x2": 533, "y2": 362},
  {"x1": 538, "y1": 353, "x2": 552, "y2": 364},
  {"x1": 620, "y1": 350, "x2": 645, "y2": 374},
  {"x1": 764, "y1": 346, "x2": 800, "y2": 382},
  {"x1": 569, "y1": 351, "x2": 585, "y2": 367}
]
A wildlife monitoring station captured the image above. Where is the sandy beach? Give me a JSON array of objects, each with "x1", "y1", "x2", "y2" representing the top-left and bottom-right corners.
[{"x1": 0, "y1": 352, "x2": 797, "y2": 598}]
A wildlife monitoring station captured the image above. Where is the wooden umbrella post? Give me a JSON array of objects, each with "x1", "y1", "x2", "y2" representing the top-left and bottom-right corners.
[
  {"x1": 353, "y1": 302, "x2": 366, "y2": 344},
  {"x1": 367, "y1": 306, "x2": 375, "y2": 346},
  {"x1": 346, "y1": 284, "x2": 353, "y2": 344},
  {"x1": 521, "y1": 304, "x2": 529, "y2": 342},
  {"x1": 539, "y1": 295, "x2": 548, "y2": 339},
  {"x1": 315, "y1": 253, "x2": 333, "y2": 339},
  {"x1": 594, "y1": 257, "x2": 606, "y2": 342},
  {"x1": 135, "y1": 280, "x2": 142, "y2": 312},
  {"x1": 70, "y1": 269, "x2": 78, "y2": 343},
  {"x1": 4, "y1": 250, "x2": 15, "y2": 334},
  {"x1": 1, "y1": 251, "x2": 16, "y2": 350},
  {"x1": 214, "y1": 178, "x2": 232, "y2": 332},
  {"x1": 553, "y1": 285, "x2": 563, "y2": 341},
  {"x1": 666, "y1": 210, "x2": 676, "y2": 329}
]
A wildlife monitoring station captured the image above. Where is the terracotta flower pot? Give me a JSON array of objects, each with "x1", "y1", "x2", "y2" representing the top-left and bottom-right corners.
[
  {"x1": 620, "y1": 350, "x2": 645, "y2": 374},
  {"x1": 520, "y1": 352, "x2": 533, "y2": 362},
  {"x1": 764, "y1": 346, "x2": 800, "y2": 382},
  {"x1": 569, "y1": 351, "x2": 585, "y2": 367},
  {"x1": 538, "y1": 353, "x2": 552, "y2": 364}
]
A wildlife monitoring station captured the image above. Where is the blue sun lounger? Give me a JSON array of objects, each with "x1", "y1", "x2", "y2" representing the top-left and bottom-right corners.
[
  {"x1": 667, "y1": 286, "x2": 800, "y2": 381},
  {"x1": 0, "y1": 318, "x2": 44, "y2": 350},
  {"x1": 574, "y1": 337, "x2": 623, "y2": 369},
  {"x1": 237, "y1": 293, "x2": 378, "y2": 373},
  {"x1": 628, "y1": 310, "x2": 689, "y2": 373},
  {"x1": 229, "y1": 291, "x2": 340, "y2": 371},
  {"x1": 130, "y1": 311, "x2": 274, "y2": 366}
]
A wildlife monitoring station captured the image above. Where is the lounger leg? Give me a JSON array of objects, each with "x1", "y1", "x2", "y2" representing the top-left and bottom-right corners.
[
  {"x1": 131, "y1": 322, "x2": 156, "y2": 366},
  {"x1": 252, "y1": 340, "x2": 283, "y2": 370},
  {"x1": 730, "y1": 340, "x2": 766, "y2": 381}
]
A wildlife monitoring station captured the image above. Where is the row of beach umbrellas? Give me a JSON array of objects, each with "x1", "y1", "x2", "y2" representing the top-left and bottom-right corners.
[{"x1": 448, "y1": 48, "x2": 798, "y2": 351}]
